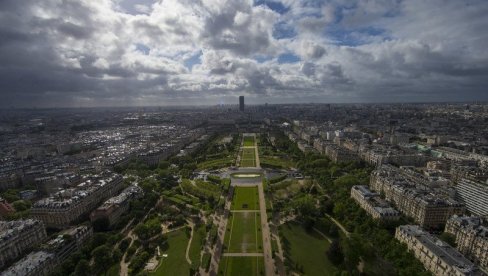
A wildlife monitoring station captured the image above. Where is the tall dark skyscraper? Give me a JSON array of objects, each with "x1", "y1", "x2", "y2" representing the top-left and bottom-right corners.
[{"x1": 239, "y1": 96, "x2": 244, "y2": 111}]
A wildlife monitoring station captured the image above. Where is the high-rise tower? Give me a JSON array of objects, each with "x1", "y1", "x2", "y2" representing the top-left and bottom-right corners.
[{"x1": 239, "y1": 96, "x2": 244, "y2": 111}]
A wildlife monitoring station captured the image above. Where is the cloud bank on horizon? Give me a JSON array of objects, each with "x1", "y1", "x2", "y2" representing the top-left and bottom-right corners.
[{"x1": 0, "y1": 0, "x2": 487, "y2": 107}]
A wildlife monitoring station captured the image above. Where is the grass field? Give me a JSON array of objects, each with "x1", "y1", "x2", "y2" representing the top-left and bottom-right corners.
[
  {"x1": 224, "y1": 212, "x2": 263, "y2": 253},
  {"x1": 197, "y1": 158, "x2": 234, "y2": 169},
  {"x1": 150, "y1": 229, "x2": 190, "y2": 276},
  {"x1": 243, "y1": 136, "x2": 255, "y2": 147},
  {"x1": 259, "y1": 156, "x2": 294, "y2": 169},
  {"x1": 219, "y1": 256, "x2": 264, "y2": 276},
  {"x1": 279, "y1": 222, "x2": 338, "y2": 275},
  {"x1": 231, "y1": 186, "x2": 259, "y2": 210},
  {"x1": 241, "y1": 148, "x2": 255, "y2": 158},
  {"x1": 272, "y1": 179, "x2": 311, "y2": 199},
  {"x1": 188, "y1": 225, "x2": 206, "y2": 269},
  {"x1": 240, "y1": 159, "x2": 256, "y2": 167},
  {"x1": 240, "y1": 148, "x2": 256, "y2": 167}
]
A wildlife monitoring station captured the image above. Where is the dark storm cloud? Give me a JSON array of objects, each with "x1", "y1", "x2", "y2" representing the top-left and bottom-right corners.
[{"x1": 0, "y1": 0, "x2": 487, "y2": 107}]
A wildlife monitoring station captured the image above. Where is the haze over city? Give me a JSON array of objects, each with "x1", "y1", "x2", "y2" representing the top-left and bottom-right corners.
[{"x1": 0, "y1": 0, "x2": 487, "y2": 108}]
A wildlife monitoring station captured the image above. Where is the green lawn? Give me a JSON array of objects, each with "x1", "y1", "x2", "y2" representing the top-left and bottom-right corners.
[
  {"x1": 240, "y1": 159, "x2": 256, "y2": 167},
  {"x1": 197, "y1": 158, "x2": 234, "y2": 169},
  {"x1": 219, "y1": 256, "x2": 264, "y2": 276},
  {"x1": 231, "y1": 187, "x2": 259, "y2": 210},
  {"x1": 241, "y1": 148, "x2": 255, "y2": 158},
  {"x1": 150, "y1": 229, "x2": 190, "y2": 276},
  {"x1": 279, "y1": 222, "x2": 338, "y2": 275},
  {"x1": 260, "y1": 156, "x2": 294, "y2": 169},
  {"x1": 243, "y1": 136, "x2": 255, "y2": 147},
  {"x1": 224, "y1": 212, "x2": 262, "y2": 253},
  {"x1": 272, "y1": 179, "x2": 311, "y2": 199},
  {"x1": 188, "y1": 225, "x2": 206, "y2": 269},
  {"x1": 240, "y1": 146, "x2": 256, "y2": 167}
]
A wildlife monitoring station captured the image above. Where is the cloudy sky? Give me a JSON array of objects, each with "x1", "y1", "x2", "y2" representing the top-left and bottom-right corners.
[{"x1": 0, "y1": 0, "x2": 487, "y2": 107}]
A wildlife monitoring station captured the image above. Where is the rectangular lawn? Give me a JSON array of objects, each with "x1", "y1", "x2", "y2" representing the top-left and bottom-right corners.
[
  {"x1": 219, "y1": 256, "x2": 264, "y2": 276},
  {"x1": 240, "y1": 148, "x2": 256, "y2": 167},
  {"x1": 241, "y1": 148, "x2": 255, "y2": 157},
  {"x1": 243, "y1": 136, "x2": 255, "y2": 147},
  {"x1": 231, "y1": 187, "x2": 259, "y2": 210},
  {"x1": 239, "y1": 159, "x2": 256, "y2": 167},
  {"x1": 224, "y1": 212, "x2": 263, "y2": 253}
]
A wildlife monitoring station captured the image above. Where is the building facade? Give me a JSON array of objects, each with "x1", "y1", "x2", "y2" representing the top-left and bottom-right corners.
[
  {"x1": 454, "y1": 178, "x2": 488, "y2": 218},
  {"x1": 0, "y1": 219, "x2": 47, "y2": 269},
  {"x1": 90, "y1": 185, "x2": 143, "y2": 227},
  {"x1": 445, "y1": 215, "x2": 488, "y2": 270},
  {"x1": 396, "y1": 225, "x2": 482, "y2": 276},
  {"x1": 371, "y1": 165, "x2": 464, "y2": 229},
  {"x1": 2, "y1": 251, "x2": 56, "y2": 276},
  {"x1": 30, "y1": 172, "x2": 124, "y2": 228},
  {"x1": 350, "y1": 185, "x2": 400, "y2": 220}
]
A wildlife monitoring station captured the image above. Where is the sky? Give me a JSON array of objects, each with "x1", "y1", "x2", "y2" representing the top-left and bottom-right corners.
[{"x1": 0, "y1": 0, "x2": 487, "y2": 107}]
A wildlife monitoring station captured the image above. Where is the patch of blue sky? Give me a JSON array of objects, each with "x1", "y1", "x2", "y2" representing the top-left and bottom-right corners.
[
  {"x1": 184, "y1": 51, "x2": 202, "y2": 71},
  {"x1": 254, "y1": 0, "x2": 290, "y2": 14},
  {"x1": 278, "y1": 53, "x2": 300, "y2": 64},
  {"x1": 135, "y1": 43, "x2": 150, "y2": 55},
  {"x1": 273, "y1": 21, "x2": 296, "y2": 39},
  {"x1": 326, "y1": 26, "x2": 389, "y2": 46},
  {"x1": 254, "y1": 55, "x2": 274, "y2": 63}
]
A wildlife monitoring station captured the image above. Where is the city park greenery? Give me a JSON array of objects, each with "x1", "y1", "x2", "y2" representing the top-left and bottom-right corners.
[
  {"x1": 50, "y1": 130, "x2": 430, "y2": 276},
  {"x1": 223, "y1": 212, "x2": 263, "y2": 253},
  {"x1": 230, "y1": 186, "x2": 260, "y2": 211},
  {"x1": 219, "y1": 256, "x2": 264, "y2": 276},
  {"x1": 264, "y1": 131, "x2": 430, "y2": 276},
  {"x1": 52, "y1": 134, "x2": 240, "y2": 276}
]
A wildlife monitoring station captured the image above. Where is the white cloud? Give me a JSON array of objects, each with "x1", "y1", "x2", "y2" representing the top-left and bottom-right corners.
[{"x1": 0, "y1": 0, "x2": 487, "y2": 107}]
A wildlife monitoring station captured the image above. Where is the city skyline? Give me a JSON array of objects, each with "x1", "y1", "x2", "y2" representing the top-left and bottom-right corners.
[
  {"x1": 0, "y1": 0, "x2": 487, "y2": 108},
  {"x1": 0, "y1": 103, "x2": 488, "y2": 275}
]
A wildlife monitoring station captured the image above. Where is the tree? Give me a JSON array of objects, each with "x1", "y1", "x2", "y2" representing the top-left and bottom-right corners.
[
  {"x1": 92, "y1": 245, "x2": 112, "y2": 273},
  {"x1": 328, "y1": 224, "x2": 339, "y2": 238},
  {"x1": 119, "y1": 238, "x2": 132, "y2": 252},
  {"x1": 327, "y1": 240, "x2": 344, "y2": 265},
  {"x1": 341, "y1": 234, "x2": 362, "y2": 272},
  {"x1": 1, "y1": 189, "x2": 20, "y2": 203},
  {"x1": 134, "y1": 223, "x2": 150, "y2": 241},
  {"x1": 12, "y1": 200, "x2": 31, "y2": 211},
  {"x1": 158, "y1": 160, "x2": 170, "y2": 169},
  {"x1": 90, "y1": 233, "x2": 109, "y2": 249},
  {"x1": 293, "y1": 195, "x2": 316, "y2": 218},
  {"x1": 74, "y1": 259, "x2": 91, "y2": 276},
  {"x1": 112, "y1": 248, "x2": 123, "y2": 263}
]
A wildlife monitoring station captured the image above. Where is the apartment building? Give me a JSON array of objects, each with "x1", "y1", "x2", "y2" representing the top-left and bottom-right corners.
[
  {"x1": 90, "y1": 185, "x2": 143, "y2": 227},
  {"x1": 359, "y1": 145, "x2": 429, "y2": 167},
  {"x1": 396, "y1": 225, "x2": 482, "y2": 276},
  {"x1": 0, "y1": 219, "x2": 47, "y2": 269},
  {"x1": 1, "y1": 251, "x2": 56, "y2": 276},
  {"x1": 350, "y1": 185, "x2": 400, "y2": 220},
  {"x1": 454, "y1": 179, "x2": 488, "y2": 218},
  {"x1": 45, "y1": 225, "x2": 93, "y2": 263},
  {"x1": 325, "y1": 144, "x2": 359, "y2": 163},
  {"x1": 30, "y1": 172, "x2": 124, "y2": 228},
  {"x1": 445, "y1": 215, "x2": 488, "y2": 270},
  {"x1": 371, "y1": 165, "x2": 464, "y2": 229}
]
